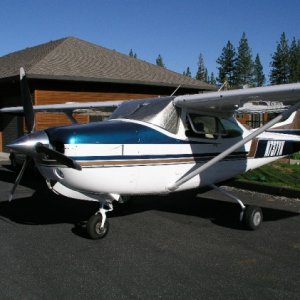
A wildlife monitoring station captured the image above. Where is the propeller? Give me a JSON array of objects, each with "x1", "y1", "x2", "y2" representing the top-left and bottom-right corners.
[
  {"x1": 20, "y1": 67, "x2": 35, "y2": 134},
  {"x1": 9, "y1": 68, "x2": 35, "y2": 201},
  {"x1": 8, "y1": 67, "x2": 81, "y2": 201},
  {"x1": 8, "y1": 157, "x2": 31, "y2": 201}
]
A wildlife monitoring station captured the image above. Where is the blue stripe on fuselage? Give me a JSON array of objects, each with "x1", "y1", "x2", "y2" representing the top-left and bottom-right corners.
[{"x1": 46, "y1": 120, "x2": 209, "y2": 145}]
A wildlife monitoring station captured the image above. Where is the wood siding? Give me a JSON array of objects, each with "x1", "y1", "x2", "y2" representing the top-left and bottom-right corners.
[
  {"x1": 34, "y1": 90, "x2": 158, "y2": 130},
  {"x1": 34, "y1": 90, "x2": 158, "y2": 105},
  {"x1": 35, "y1": 113, "x2": 89, "y2": 130}
]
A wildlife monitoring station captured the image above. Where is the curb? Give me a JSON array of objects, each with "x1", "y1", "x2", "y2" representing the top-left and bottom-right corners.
[{"x1": 226, "y1": 179, "x2": 300, "y2": 199}]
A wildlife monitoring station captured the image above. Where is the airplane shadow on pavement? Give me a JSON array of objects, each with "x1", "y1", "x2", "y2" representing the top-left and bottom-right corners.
[{"x1": 0, "y1": 164, "x2": 299, "y2": 239}]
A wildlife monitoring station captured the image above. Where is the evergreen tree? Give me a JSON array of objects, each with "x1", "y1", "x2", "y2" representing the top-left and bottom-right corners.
[
  {"x1": 129, "y1": 49, "x2": 137, "y2": 58},
  {"x1": 196, "y1": 53, "x2": 206, "y2": 81},
  {"x1": 210, "y1": 72, "x2": 216, "y2": 85},
  {"x1": 156, "y1": 54, "x2": 166, "y2": 68},
  {"x1": 234, "y1": 32, "x2": 254, "y2": 86},
  {"x1": 183, "y1": 67, "x2": 192, "y2": 77},
  {"x1": 252, "y1": 54, "x2": 265, "y2": 86},
  {"x1": 289, "y1": 37, "x2": 300, "y2": 82},
  {"x1": 216, "y1": 41, "x2": 237, "y2": 86},
  {"x1": 270, "y1": 32, "x2": 290, "y2": 84},
  {"x1": 204, "y1": 68, "x2": 209, "y2": 83}
]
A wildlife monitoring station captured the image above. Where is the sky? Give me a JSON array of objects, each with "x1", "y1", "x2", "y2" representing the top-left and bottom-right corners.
[{"x1": 0, "y1": 0, "x2": 300, "y2": 82}]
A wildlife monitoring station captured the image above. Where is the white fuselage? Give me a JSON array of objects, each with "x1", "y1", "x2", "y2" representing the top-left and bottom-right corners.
[
  {"x1": 36, "y1": 116, "x2": 300, "y2": 200},
  {"x1": 31, "y1": 93, "x2": 300, "y2": 202}
]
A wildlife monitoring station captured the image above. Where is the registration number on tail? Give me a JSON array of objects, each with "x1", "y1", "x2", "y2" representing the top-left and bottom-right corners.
[{"x1": 264, "y1": 140, "x2": 285, "y2": 157}]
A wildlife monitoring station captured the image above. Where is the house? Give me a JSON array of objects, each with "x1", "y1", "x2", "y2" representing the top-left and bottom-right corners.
[{"x1": 0, "y1": 37, "x2": 216, "y2": 152}]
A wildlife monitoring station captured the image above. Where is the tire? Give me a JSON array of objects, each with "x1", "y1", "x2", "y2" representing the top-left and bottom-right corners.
[
  {"x1": 243, "y1": 206, "x2": 263, "y2": 230},
  {"x1": 87, "y1": 214, "x2": 109, "y2": 239}
]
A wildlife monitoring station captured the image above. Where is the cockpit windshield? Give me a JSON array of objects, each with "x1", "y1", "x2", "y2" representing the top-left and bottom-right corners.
[{"x1": 110, "y1": 96, "x2": 180, "y2": 134}]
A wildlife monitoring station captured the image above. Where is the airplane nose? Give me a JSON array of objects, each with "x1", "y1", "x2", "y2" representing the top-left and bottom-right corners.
[{"x1": 7, "y1": 131, "x2": 50, "y2": 158}]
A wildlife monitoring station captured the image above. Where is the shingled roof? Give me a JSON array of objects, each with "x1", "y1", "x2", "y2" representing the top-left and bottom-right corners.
[{"x1": 0, "y1": 37, "x2": 215, "y2": 91}]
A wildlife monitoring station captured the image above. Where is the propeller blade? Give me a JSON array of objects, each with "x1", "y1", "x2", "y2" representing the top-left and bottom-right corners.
[
  {"x1": 9, "y1": 156, "x2": 32, "y2": 201},
  {"x1": 20, "y1": 67, "x2": 35, "y2": 133},
  {"x1": 35, "y1": 143, "x2": 82, "y2": 171}
]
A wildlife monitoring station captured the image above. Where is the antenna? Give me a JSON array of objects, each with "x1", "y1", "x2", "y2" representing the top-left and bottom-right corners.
[
  {"x1": 218, "y1": 80, "x2": 229, "y2": 92},
  {"x1": 170, "y1": 84, "x2": 182, "y2": 96}
]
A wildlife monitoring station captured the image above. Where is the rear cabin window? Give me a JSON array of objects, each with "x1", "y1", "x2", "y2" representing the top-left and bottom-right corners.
[{"x1": 219, "y1": 117, "x2": 243, "y2": 138}]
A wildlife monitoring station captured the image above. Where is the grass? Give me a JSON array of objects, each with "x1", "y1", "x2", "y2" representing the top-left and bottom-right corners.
[
  {"x1": 292, "y1": 152, "x2": 300, "y2": 160},
  {"x1": 236, "y1": 160, "x2": 300, "y2": 190}
]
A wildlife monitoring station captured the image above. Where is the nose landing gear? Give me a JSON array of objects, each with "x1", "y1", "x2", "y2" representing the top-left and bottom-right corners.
[{"x1": 87, "y1": 202, "x2": 113, "y2": 239}]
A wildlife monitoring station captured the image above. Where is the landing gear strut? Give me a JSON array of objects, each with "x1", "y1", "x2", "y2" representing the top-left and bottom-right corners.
[{"x1": 210, "y1": 184, "x2": 263, "y2": 230}]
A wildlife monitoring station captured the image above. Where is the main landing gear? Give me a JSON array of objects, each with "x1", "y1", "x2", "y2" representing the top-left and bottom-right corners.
[{"x1": 210, "y1": 184, "x2": 263, "y2": 230}]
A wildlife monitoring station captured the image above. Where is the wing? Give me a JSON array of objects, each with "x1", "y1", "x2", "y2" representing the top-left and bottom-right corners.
[
  {"x1": 173, "y1": 83, "x2": 300, "y2": 115},
  {"x1": 0, "y1": 100, "x2": 123, "y2": 114},
  {"x1": 168, "y1": 83, "x2": 300, "y2": 191}
]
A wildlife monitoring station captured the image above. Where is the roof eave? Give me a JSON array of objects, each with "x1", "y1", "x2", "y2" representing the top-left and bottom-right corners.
[{"x1": 26, "y1": 73, "x2": 217, "y2": 91}]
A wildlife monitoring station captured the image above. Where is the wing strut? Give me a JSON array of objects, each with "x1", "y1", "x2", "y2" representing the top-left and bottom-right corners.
[{"x1": 168, "y1": 100, "x2": 300, "y2": 192}]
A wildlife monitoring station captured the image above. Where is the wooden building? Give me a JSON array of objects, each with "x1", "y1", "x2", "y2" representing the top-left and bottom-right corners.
[{"x1": 0, "y1": 37, "x2": 216, "y2": 152}]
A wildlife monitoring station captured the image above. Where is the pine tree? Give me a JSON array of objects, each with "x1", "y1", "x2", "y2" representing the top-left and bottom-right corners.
[
  {"x1": 234, "y1": 32, "x2": 254, "y2": 86},
  {"x1": 289, "y1": 37, "x2": 300, "y2": 82},
  {"x1": 204, "y1": 68, "x2": 209, "y2": 83},
  {"x1": 196, "y1": 53, "x2": 206, "y2": 81},
  {"x1": 216, "y1": 41, "x2": 237, "y2": 86},
  {"x1": 270, "y1": 32, "x2": 290, "y2": 84},
  {"x1": 183, "y1": 67, "x2": 192, "y2": 77},
  {"x1": 156, "y1": 54, "x2": 165, "y2": 68},
  {"x1": 129, "y1": 49, "x2": 137, "y2": 58},
  {"x1": 252, "y1": 54, "x2": 265, "y2": 86},
  {"x1": 210, "y1": 72, "x2": 216, "y2": 85}
]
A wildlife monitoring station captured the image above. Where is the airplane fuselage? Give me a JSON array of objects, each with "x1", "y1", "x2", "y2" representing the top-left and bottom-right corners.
[
  {"x1": 8, "y1": 96, "x2": 300, "y2": 201},
  {"x1": 35, "y1": 115, "x2": 300, "y2": 198}
]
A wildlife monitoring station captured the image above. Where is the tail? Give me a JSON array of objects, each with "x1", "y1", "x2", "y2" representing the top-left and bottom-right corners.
[{"x1": 269, "y1": 110, "x2": 300, "y2": 135}]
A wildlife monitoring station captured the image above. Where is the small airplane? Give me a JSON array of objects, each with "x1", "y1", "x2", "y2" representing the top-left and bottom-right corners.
[{"x1": 1, "y1": 67, "x2": 300, "y2": 239}]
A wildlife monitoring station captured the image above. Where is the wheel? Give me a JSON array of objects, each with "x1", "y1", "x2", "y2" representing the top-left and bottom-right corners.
[
  {"x1": 243, "y1": 206, "x2": 263, "y2": 230},
  {"x1": 87, "y1": 214, "x2": 109, "y2": 239}
]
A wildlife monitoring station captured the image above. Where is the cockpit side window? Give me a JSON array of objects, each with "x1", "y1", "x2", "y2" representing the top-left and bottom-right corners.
[
  {"x1": 186, "y1": 114, "x2": 219, "y2": 139},
  {"x1": 186, "y1": 114, "x2": 242, "y2": 139}
]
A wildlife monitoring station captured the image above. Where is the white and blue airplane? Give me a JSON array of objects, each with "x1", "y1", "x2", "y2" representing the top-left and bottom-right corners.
[{"x1": 1, "y1": 68, "x2": 300, "y2": 239}]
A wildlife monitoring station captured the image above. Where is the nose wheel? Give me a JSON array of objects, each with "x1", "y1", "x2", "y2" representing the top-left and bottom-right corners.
[
  {"x1": 87, "y1": 202, "x2": 113, "y2": 239},
  {"x1": 87, "y1": 214, "x2": 109, "y2": 239}
]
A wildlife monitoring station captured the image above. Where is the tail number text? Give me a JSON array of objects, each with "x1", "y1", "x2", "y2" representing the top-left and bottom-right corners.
[{"x1": 264, "y1": 140, "x2": 285, "y2": 157}]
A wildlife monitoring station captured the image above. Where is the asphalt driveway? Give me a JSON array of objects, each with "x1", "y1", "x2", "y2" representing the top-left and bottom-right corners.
[{"x1": 0, "y1": 161, "x2": 299, "y2": 299}]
